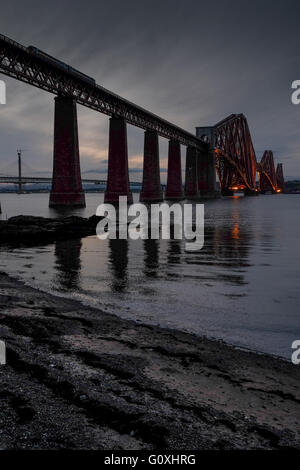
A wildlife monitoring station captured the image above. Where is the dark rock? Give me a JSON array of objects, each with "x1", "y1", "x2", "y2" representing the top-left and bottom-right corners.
[
  {"x1": 8, "y1": 215, "x2": 54, "y2": 226},
  {"x1": 0, "y1": 215, "x2": 99, "y2": 245}
]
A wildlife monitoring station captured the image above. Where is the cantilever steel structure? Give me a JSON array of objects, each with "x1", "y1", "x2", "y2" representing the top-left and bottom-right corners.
[
  {"x1": 213, "y1": 114, "x2": 283, "y2": 195},
  {"x1": 214, "y1": 114, "x2": 257, "y2": 194}
]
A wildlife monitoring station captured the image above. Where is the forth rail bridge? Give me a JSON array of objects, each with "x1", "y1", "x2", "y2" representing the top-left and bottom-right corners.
[{"x1": 0, "y1": 33, "x2": 285, "y2": 207}]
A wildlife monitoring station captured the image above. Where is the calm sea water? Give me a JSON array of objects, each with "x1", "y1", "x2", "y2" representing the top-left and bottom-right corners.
[{"x1": 0, "y1": 192, "x2": 299, "y2": 359}]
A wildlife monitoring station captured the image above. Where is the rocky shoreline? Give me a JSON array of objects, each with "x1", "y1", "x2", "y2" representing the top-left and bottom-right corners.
[
  {"x1": 0, "y1": 270, "x2": 299, "y2": 450},
  {"x1": 0, "y1": 215, "x2": 102, "y2": 244}
]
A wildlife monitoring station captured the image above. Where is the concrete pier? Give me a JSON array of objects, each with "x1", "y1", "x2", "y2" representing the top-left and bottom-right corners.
[
  {"x1": 105, "y1": 116, "x2": 133, "y2": 204},
  {"x1": 196, "y1": 126, "x2": 219, "y2": 198},
  {"x1": 165, "y1": 140, "x2": 183, "y2": 200},
  {"x1": 140, "y1": 130, "x2": 163, "y2": 202},
  {"x1": 184, "y1": 146, "x2": 199, "y2": 199},
  {"x1": 49, "y1": 96, "x2": 85, "y2": 207}
]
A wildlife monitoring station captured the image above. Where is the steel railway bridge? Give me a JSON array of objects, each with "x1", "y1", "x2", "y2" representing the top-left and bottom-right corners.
[{"x1": 0, "y1": 33, "x2": 284, "y2": 207}]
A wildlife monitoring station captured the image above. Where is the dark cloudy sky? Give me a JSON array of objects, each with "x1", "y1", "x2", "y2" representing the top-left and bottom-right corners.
[{"x1": 0, "y1": 0, "x2": 300, "y2": 181}]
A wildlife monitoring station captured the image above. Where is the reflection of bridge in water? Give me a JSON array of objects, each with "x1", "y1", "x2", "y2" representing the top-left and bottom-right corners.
[{"x1": 52, "y1": 217, "x2": 253, "y2": 296}]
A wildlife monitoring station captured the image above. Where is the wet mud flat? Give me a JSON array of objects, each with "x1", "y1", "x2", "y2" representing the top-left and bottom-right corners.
[{"x1": 0, "y1": 272, "x2": 299, "y2": 450}]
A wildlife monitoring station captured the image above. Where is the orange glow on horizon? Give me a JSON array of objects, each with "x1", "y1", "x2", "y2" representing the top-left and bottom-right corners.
[{"x1": 232, "y1": 223, "x2": 240, "y2": 239}]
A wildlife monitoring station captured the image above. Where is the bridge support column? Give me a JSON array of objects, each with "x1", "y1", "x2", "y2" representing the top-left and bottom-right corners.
[
  {"x1": 49, "y1": 96, "x2": 85, "y2": 208},
  {"x1": 105, "y1": 116, "x2": 133, "y2": 204},
  {"x1": 196, "y1": 126, "x2": 219, "y2": 199},
  {"x1": 197, "y1": 149, "x2": 218, "y2": 198},
  {"x1": 184, "y1": 146, "x2": 199, "y2": 199},
  {"x1": 140, "y1": 130, "x2": 163, "y2": 202},
  {"x1": 165, "y1": 140, "x2": 183, "y2": 200}
]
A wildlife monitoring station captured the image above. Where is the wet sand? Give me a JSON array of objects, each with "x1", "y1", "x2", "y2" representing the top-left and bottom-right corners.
[{"x1": 0, "y1": 271, "x2": 299, "y2": 450}]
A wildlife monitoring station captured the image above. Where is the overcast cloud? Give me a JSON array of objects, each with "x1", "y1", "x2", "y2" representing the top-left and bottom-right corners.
[{"x1": 0, "y1": 0, "x2": 300, "y2": 181}]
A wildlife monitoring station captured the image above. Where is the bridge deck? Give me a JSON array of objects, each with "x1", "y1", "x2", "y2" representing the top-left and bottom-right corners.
[{"x1": 0, "y1": 33, "x2": 207, "y2": 151}]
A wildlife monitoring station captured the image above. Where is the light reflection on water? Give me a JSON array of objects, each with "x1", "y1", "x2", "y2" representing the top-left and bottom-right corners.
[{"x1": 0, "y1": 192, "x2": 299, "y2": 358}]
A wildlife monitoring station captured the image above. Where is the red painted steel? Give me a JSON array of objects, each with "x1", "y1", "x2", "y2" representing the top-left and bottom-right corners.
[
  {"x1": 165, "y1": 140, "x2": 183, "y2": 200},
  {"x1": 0, "y1": 35, "x2": 286, "y2": 200},
  {"x1": 185, "y1": 146, "x2": 199, "y2": 199},
  {"x1": 258, "y1": 151, "x2": 277, "y2": 192},
  {"x1": 276, "y1": 163, "x2": 285, "y2": 192},
  {"x1": 140, "y1": 130, "x2": 163, "y2": 202},
  {"x1": 105, "y1": 117, "x2": 133, "y2": 204},
  {"x1": 214, "y1": 114, "x2": 257, "y2": 194},
  {"x1": 49, "y1": 96, "x2": 85, "y2": 207}
]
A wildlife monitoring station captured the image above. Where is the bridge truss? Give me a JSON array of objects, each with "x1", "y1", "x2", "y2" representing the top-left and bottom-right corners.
[
  {"x1": 0, "y1": 34, "x2": 206, "y2": 151},
  {"x1": 257, "y1": 150, "x2": 277, "y2": 192},
  {"x1": 0, "y1": 33, "x2": 285, "y2": 198},
  {"x1": 214, "y1": 114, "x2": 257, "y2": 194},
  {"x1": 276, "y1": 163, "x2": 285, "y2": 192}
]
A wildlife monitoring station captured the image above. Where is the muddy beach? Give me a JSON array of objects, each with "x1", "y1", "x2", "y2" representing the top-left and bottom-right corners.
[{"x1": 0, "y1": 271, "x2": 299, "y2": 450}]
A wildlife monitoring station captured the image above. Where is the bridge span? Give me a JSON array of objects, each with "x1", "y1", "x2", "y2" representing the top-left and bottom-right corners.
[{"x1": 0, "y1": 34, "x2": 284, "y2": 207}]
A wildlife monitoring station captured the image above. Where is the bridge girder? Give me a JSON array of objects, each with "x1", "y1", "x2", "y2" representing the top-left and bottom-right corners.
[
  {"x1": 0, "y1": 34, "x2": 285, "y2": 199},
  {"x1": 0, "y1": 34, "x2": 207, "y2": 151}
]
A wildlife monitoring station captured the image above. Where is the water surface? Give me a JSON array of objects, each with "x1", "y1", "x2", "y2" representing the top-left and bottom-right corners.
[{"x1": 0, "y1": 192, "x2": 299, "y2": 358}]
